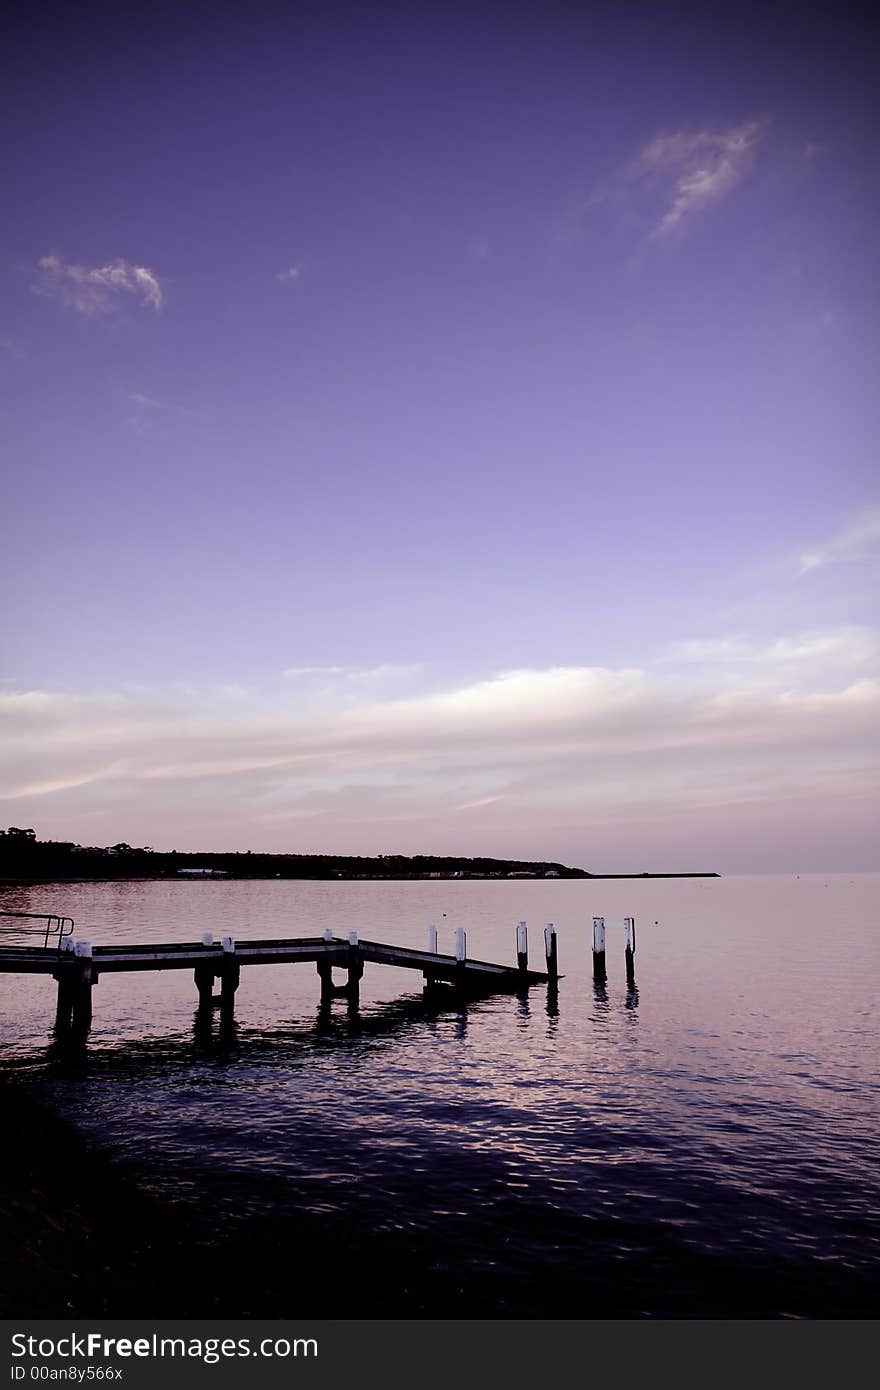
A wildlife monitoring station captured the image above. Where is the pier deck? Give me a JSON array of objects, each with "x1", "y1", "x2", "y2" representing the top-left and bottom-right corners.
[
  {"x1": 0, "y1": 928, "x2": 554, "y2": 1036},
  {"x1": 0, "y1": 934, "x2": 549, "y2": 983}
]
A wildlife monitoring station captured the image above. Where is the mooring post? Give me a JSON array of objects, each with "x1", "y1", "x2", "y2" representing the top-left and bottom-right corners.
[
  {"x1": 624, "y1": 916, "x2": 636, "y2": 988},
  {"x1": 220, "y1": 935, "x2": 239, "y2": 1018},
  {"x1": 516, "y1": 921, "x2": 528, "y2": 976},
  {"x1": 317, "y1": 928, "x2": 335, "y2": 1002},
  {"x1": 347, "y1": 930, "x2": 363, "y2": 1002},
  {"x1": 454, "y1": 927, "x2": 467, "y2": 992},
  {"x1": 53, "y1": 937, "x2": 76, "y2": 1031},
  {"x1": 423, "y1": 925, "x2": 439, "y2": 993},
  {"x1": 544, "y1": 922, "x2": 558, "y2": 984},
  {"x1": 71, "y1": 941, "x2": 94, "y2": 1034},
  {"x1": 194, "y1": 932, "x2": 216, "y2": 1010},
  {"x1": 592, "y1": 916, "x2": 606, "y2": 983}
]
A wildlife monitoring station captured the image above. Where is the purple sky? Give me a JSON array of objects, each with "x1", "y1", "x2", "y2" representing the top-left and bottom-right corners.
[{"x1": 2, "y1": 1, "x2": 877, "y2": 871}]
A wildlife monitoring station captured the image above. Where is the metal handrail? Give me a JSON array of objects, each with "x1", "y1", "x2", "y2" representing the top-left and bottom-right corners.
[{"x1": 0, "y1": 910, "x2": 75, "y2": 949}]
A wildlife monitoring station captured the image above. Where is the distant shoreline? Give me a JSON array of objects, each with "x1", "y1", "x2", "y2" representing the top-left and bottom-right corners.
[
  {"x1": 0, "y1": 834, "x2": 721, "y2": 885},
  {"x1": 0, "y1": 871, "x2": 720, "y2": 886}
]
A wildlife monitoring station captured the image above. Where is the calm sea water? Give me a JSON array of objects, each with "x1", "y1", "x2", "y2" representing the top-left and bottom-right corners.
[{"x1": 1, "y1": 874, "x2": 878, "y2": 1318}]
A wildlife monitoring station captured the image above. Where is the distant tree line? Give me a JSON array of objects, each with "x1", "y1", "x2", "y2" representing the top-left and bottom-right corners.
[{"x1": 0, "y1": 828, "x2": 590, "y2": 882}]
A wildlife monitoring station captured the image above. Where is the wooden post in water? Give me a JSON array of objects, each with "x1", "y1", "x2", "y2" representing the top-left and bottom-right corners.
[
  {"x1": 544, "y1": 923, "x2": 558, "y2": 984},
  {"x1": 592, "y1": 916, "x2": 606, "y2": 983},
  {"x1": 423, "y1": 925, "x2": 439, "y2": 994},
  {"x1": 71, "y1": 940, "x2": 94, "y2": 1033},
  {"x1": 624, "y1": 916, "x2": 636, "y2": 988},
  {"x1": 347, "y1": 930, "x2": 363, "y2": 1003},
  {"x1": 220, "y1": 935, "x2": 239, "y2": 1018},
  {"x1": 516, "y1": 921, "x2": 528, "y2": 976},
  {"x1": 317, "y1": 928, "x2": 335, "y2": 1002},
  {"x1": 53, "y1": 938, "x2": 76, "y2": 1031},
  {"x1": 194, "y1": 932, "x2": 215, "y2": 1010},
  {"x1": 454, "y1": 927, "x2": 467, "y2": 993}
]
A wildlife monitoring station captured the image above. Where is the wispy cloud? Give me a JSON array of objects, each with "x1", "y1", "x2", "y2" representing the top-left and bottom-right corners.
[
  {"x1": 632, "y1": 120, "x2": 766, "y2": 237},
  {"x1": 281, "y1": 663, "x2": 421, "y2": 685},
  {"x1": 33, "y1": 254, "x2": 164, "y2": 314},
  {"x1": 275, "y1": 266, "x2": 301, "y2": 284},
  {"x1": 1, "y1": 642, "x2": 876, "y2": 868},
  {"x1": 665, "y1": 626, "x2": 879, "y2": 667},
  {"x1": 661, "y1": 626, "x2": 879, "y2": 694},
  {"x1": 797, "y1": 507, "x2": 880, "y2": 574}
]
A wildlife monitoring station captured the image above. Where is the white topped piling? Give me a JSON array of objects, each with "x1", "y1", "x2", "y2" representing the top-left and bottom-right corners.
[
  {"x1": 624, "y1": 916, "x2": 636, "y2": 988},
  {"x1": 73, "y1": 940, "x2": 92, "y2": 958},
  {"x1": 516, "y1": 920, "x2": 528, "y2": 974},
  {"x1": 221, "y1": 935, "x2": 235, "y2": 953},
  {"x1": 201, "y1": 932, "x2": 214, "y2": 947},
  {"x1": 427, "y1": 925, "x2": 438, "y2": 954},
  {"x1": 454, "y1": 928, "x2": 467, "y2": 962},
  {"x1": 322, "y1": 928, "x2": 334, "y2": 942},
  {"x1": 346, "y1": 930, "x2": 363, "y2": 998},
  {"x1": 544, "y1": 923, "x2": 558, "y2": 983},
  {"x1": 592, "y1": 916, "x2": 606, "y2": 982}
]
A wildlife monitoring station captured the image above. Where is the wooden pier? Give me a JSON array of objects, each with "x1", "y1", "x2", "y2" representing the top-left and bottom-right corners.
[{"x1": 0, "y1": 922, "x2": 557, "y2": 1037}]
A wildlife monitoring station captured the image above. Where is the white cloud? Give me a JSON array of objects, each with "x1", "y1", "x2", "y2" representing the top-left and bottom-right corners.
[
  {"x1": 634, "y1": 120, "x2": 766, "y2": 237},
  {"x1": 281, "y1": 663, "x2": 422, "y2": 686},
  {"x1": 797, "y1": 507, "x2": 880, "y2": 574},
  {"x1": 663, "y1": 627, "x2": 879, "y2": 687},
  {"x1": 275, "y1": 266, "x2": 301, "y2": 284},
  {"x1": 33, "y1": 254, "x2": 164, "y2": 314},
  {"x1": 1, "y1": 646, "x2": 877, "y2": 867}
]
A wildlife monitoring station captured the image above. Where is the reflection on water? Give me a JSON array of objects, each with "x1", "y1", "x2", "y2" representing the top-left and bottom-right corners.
[{"x1": 1, "y1": 873, "x2": 879, "y2": 1316}]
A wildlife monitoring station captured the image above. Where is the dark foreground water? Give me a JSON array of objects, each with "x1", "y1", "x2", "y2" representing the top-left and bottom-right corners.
[{"x1": 1, "y1": 874, "x2": 877, "y2": 1318}]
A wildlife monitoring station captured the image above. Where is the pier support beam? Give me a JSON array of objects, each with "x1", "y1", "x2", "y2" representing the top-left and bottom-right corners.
[
  {"x1": 53, "y1": 939, "x2": 76, "y2": 1031},
  {"x1": 316, "y1": 928, "x2": 338, "y2": 1003},
  {"x1": 544, "y1": 923, "x2": 558, "y2": 984},
  {"x1": 423, "y1": 925, "x2": 440, "y2": 995},
  {"x1": 592, "y1": 916, "x2": 606, "y2": 983},
  {"x1": 65, "y1": 941, "x2": 94, "y2": 1035},
  {"x1": 624, "y1": 916, "x2": 636, "y2": 988},
  {"x1": 194, "y1": 933, "x2": 216, "y2": 1010},
  {"x1": 194, "y1": 963, "x2": 215, "y2": 1010},
  {"x1": 454, "y1": 928, "x2": 467, "y2": 993},
  {"x1": 516, "y1": 921, "x2": 528, "y2": 977},
  {"x1": 220, "y1": 936, "x2": 239, "y2": 1019},
  {"x1": 346, "y1": 932, "x2": 364, "y2": 1004}
]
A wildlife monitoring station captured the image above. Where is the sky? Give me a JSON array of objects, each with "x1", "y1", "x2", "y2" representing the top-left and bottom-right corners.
[{"x1": 1, "y1": 0, "x2": 877, "y2": 871}]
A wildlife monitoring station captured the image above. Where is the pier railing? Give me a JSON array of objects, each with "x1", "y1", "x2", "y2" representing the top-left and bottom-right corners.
[{"x1": 0, "y1": 910, "x2": 75, "y2": 951}]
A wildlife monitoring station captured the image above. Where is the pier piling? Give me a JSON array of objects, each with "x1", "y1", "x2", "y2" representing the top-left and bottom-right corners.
[
  {"x1": 454, "y1": 928, "x2": 467, "y2": 992},
  {"x1": 71, "y1": 941, "x2": 94, "y2": 1034},
  {"x1": 195, "y1": 933, "x2": 216, "y2": 1009},
  {"x1": 347, "y1": 931, "x2": 363, "y2": 1002},
  {"x1": 624, "y1": 916, "x2": 636, "y2": 988},
  {"x1": 516, "y1": 921, "x2": 528, "y2": 976},
  {"x1": 422, "y1": 925, "x2": 440, "y2": 993},
  {"x1": 544, "y1": 923, "x2": 558, "y2": 984},
  {"x1": 316, "y1": 929, "x2": 335, "y2": 1001},
  {"x1": 592, "y1": 916, "x2": 607, "y2": 983},
  {"x1": 220, "y1": 936, "x2": 239, "y2": 1017}
]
